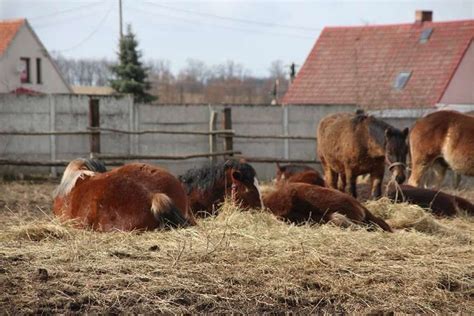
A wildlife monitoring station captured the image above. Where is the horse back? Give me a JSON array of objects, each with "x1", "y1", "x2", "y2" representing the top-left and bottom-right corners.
[
  {"x1": 317, "y1": 112, "x2": 378, "y2": 173},
  {"x1": 410, "y1": 111, "x2": 474, "y2": 174},
  {"x1": 65, "y1": 163, "x2": 192, "y2": 230}
]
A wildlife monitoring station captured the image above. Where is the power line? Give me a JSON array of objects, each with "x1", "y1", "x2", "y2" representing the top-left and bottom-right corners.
[
  {"x1": 127, "y1": 4, "x2": 316, "y2": 40},
  {"x1": 143, "y1": 1, "x2": 322, "y2": 32},
  {"x1": 33, "y1": 10, "x2": 105, "y2": 29},
  {"x1": 28, "y1": 1, "x2": 105, "y2": 21},
  {"x1": 59, "y1": 1, "x2": 114, "y2": 53}
]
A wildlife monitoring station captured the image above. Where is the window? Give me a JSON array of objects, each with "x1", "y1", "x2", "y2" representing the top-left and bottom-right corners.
[
  {"x1": 20, "y1": 57, "x2": 30, "y2": 83},
  {"x1": 36, "y1": 58, "x2": 42, "y2": 84},
  {"x1": 419, "y1": 28, "x2": 433, "y2": 43},
  {"x1": 393, "y1": 71, "x2": 412, "y2": 90}
]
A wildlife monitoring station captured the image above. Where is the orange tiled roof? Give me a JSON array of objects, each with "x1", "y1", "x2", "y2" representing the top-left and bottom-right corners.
[
  {"x1": 283, "y1": 19, "x2": 474, "y2": 109},
  {"x1": 0, "y1": 18, "x2": 25, "y2": 56}
]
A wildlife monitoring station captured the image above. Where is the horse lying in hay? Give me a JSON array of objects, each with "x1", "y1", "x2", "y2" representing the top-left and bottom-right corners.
[
  {"x1": 386, "y1": 184, "x2": 474, "y2": 217},
  {"x1": 179, "y1": 159, "x2": 264, "y2": 217},
  {"x1": 275, "y1": 163, "x2": 325, "y2": 187},
  {"x1": 53, "y1": 159, "x2": 196, "y2": 231},
  {"x1": 279, "y1": 165, "x2": 474, "y2": 217},
  {"x1": 262, "y1": 182, "x2": 393, "y2": 232},
  {"x1": 408, "y1": 110, "x2": 474, "y2": 188},
  {"x1": 317, "y1": 111, "x2": 409, "y2": 199}
]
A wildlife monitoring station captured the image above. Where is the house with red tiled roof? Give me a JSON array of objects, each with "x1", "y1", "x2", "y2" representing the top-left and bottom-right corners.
[
  {"x1": 283, "y1": 11, "x2": 474, "y2": 113},
  {"x1": 0, "y1": 18, "x2": 71, "y2": 94}
]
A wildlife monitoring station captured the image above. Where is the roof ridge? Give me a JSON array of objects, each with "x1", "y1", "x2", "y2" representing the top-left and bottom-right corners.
[
  {"x1": 0, "y1": 18, "x2": 26, "y2": 24},
  {"x1": 323, "y1": 19, "x2": 474, "y2": 30}
]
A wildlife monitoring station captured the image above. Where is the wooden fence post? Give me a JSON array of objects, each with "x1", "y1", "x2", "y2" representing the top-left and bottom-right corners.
[
  {"x1": 49, "y1": 95, "x2": 57, "y2": 177},
  {"x1": 208, "y1": 107, "x2": 218, "y2": 163},
  {"x1": 89, "y1": 98, "x2": 100, "y2": 158},
  {"x1": 223, "y1": 107, "x2": 233, "y2": 157}
]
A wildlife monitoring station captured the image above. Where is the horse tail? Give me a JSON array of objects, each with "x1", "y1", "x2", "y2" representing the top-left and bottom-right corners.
[
  {"x1": 364, "y1": 209, "x2": 394, "y2": 232},
  {"x1": 454, "y1": 196, "x2": 474, "y2": 216},
  {"x1": 151, "y1": 193, "x2": 190, "y2": 228}
]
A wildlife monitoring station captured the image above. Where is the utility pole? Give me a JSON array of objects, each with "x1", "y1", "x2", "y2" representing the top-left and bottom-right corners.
[{"x1": 119, "y1": 0, "x2": 123, "y2": 39}]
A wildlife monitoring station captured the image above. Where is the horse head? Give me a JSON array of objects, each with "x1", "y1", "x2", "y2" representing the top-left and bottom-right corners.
[
  {"x1": 384, "y1": 127, "x2": 409, "y2": 184},
  {"x1": 224, "y1": 159, "x2": 263, "y2": 209},
  {"x1": 275, "y1": 162, "x2": 286, "y2": 182}
]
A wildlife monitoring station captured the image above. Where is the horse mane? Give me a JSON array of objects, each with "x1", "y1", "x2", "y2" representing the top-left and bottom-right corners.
[
  {"x1": 53, "y1": 158, "x2": 106, "y2": 198},
  {"x1": 351, "y1": 114, "x2": 394, "y2": 148},
  {"x1": 179, "y1": 159, "x2": 257, "y2": 193}
]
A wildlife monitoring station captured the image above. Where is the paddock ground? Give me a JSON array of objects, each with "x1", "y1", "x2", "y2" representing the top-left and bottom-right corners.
[{"x1": 1, "y1": 180, "x2": 473, "y2": 314}]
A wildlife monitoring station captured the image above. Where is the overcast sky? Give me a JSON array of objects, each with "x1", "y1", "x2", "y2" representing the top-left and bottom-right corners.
[{"x1": 1, "y1": 0, "x2": 473, "y2": 76}]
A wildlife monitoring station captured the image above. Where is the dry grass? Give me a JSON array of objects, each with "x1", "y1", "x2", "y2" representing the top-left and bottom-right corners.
[{"x1": 1, "y1": 181, "x2": 473, "y2": 314}]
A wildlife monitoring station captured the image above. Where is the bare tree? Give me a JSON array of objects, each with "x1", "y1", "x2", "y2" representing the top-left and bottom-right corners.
[{"x1": 51, "y1": 51, "x2": 113, "y2": 86}]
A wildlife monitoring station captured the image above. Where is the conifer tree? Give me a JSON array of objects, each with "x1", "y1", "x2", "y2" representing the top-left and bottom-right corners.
[{"x1": 110, "y1": 25, "x2": 156, "y2": 103}]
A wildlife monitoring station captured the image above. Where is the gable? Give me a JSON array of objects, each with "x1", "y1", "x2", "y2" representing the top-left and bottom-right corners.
[
  {"x1": 283, "y1": 20, "x2": 474, "y2": 109},
  {"x1": 0, "y1": 18, "x2": 71, "y2": 93},
  {"x1": 440, "y1": 41, "x2": 474, "y2": 105}
]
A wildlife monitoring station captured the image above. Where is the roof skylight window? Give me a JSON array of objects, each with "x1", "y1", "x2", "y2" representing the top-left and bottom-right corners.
[{"x1": 393, "y1": 71, "x2": 412, "y2": 90}]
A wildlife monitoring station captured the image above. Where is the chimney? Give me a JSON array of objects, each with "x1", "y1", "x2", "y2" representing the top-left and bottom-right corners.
[{"x1": 415, "y1": 10, "x2": 433, "y2": 23}]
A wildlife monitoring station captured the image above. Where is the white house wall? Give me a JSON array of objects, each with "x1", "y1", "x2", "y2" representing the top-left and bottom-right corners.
[
  {"x1": 0, "y1": 23, "x2": 70, "y2": 94},
  {"x1": 439, "y1": 41, "x2": 474, "y2": 106}
]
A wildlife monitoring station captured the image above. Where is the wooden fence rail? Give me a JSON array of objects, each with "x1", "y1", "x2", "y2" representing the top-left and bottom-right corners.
[{"x1": 0, "y1": 129, "x2": 317, "y2": 140}]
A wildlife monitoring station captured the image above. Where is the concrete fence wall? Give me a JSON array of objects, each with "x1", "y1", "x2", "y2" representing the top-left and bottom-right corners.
[{"x1": 0, "y1": 94, "x2": 359, "y2": 180}]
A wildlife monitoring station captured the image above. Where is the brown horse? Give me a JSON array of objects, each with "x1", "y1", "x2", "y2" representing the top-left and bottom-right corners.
[
  {"x1": 262, "y1": 182, "x2": 393, "y2": 232},
  {"x1": 53, "y1": 159, "x2": 195, "y2": 231},
  {"x1": 317, "y1": 111, "x2": 409, "y2": 198},
  {"x1": 387, "y1": 184, "x2": 474, "y2": 217},
  {"x1": 408, "y1": 110, "x2": 474, "y2": 187},
  {"x1": 275, "y1": 163, "x2": 325, "y2": 187},
  {"x1": 179, "y1": 159, "x2": 263, "y2": 216}
]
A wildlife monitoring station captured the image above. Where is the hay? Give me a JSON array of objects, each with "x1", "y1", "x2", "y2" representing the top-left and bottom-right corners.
[{"x1": 0, "y1": 181, "x2": 473, "y2": 313}]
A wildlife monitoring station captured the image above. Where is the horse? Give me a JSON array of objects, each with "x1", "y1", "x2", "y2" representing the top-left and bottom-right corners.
[
  {"x1": 387, "y1": 184, "x2": 474, "y2": 217},
  {"x1": 53, "y1": 159, "x2": 195, "y2": 231},
  {"x1": 317, "y1": 111, "x2": 409, "y2": 198},
  {"x1": 179, "y1": 159, "x2": 263, "y2": 217},
  {"x1": 275, "y1": 163, "x2": 325, "y2": 187},
  {"x1": 262, "y1": 182, "x2": 393, "y2": 232},
  {"x1": 408, "y1": 110, "x2": 474, "y2": 188}
]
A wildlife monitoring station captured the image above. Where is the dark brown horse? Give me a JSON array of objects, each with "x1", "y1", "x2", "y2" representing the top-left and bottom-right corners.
[
  {"x1": 408, "y1": 110, "x2": 474, "y2": 187},
  {"x1": 179, "y1": 159, "x2": 263, "y2": 217},
  {"x1": 262, "y1": 182, "x2": 393, "y2": 232},
  {"x1": 387, "y1": 184, "x2": 474, "y2": 217},
  {"x1": 53, "y1": 159, "x2": 195, "y2": 231},
  {"x1": 275, "y1": 163, "x2": 325, "y2": 187},
  {"x1": 317, "y1": 111, "x2": 409, "y2": 198}
]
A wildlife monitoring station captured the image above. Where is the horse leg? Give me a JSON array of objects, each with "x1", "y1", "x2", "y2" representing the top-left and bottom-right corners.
[
  {"x1": 453, "y1": 173, "x2": 462, "y2": 189},
  {"x1": 408, "y1": 162, "x2": 429, "y2": 187},
  {"x1": 345, "y1": 167, "x2": 357, "y2": 198},
  {"x1": 370, "y1": 167, "x2": 384, "y2": 199},
  {"x1": 431, "y1": 159, "x2": 448, "y2": 189},
  {"x1": 337, "y1": 172, "x2": 346, "y2": 192},
  {"x1": 324, "y1": 166, "x2": 338, "y2": 190}
]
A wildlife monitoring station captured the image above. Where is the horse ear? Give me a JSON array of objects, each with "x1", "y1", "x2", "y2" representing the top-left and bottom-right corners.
[
  {"x1": 402, "y1": 127, "x2": 409, "y2": 138},
  {"x1": 276, "y1": 162, "x2": 283, "y2": 171},
  {"x1": 224, "y1": 160, "x2": 233, "y2": 170},
  {"x1": 384, "y1": 127, "x2": 393, "y2": 139},
  {"x1": 232, "y1": 170, "x2": 242, "y2": 182}
]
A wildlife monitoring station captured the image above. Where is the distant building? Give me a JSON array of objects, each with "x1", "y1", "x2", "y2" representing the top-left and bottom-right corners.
[
  {"x1": 0, "y1": 18, "x2": 71, "y2": 94},
  {"x1": 71, "y1": 85, "x2": 115, "y2": 96},
  {"x1": 283, "y1": 11, "x2": 474, "y2": 114}
]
